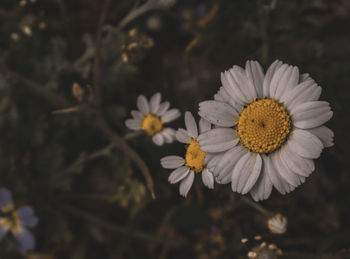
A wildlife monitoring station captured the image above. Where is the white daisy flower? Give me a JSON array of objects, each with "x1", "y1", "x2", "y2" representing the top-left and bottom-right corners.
[
  {"x1": 125, "y1": 93, "x2": 181, "y2": 146},
  {"x1": 160, "y1": 112, "x2": 216, "y2": 197},
  {"x1": 267, "y1": 213, "x2": 288, "y2": 234},
  {"x1": 198, "y1": 60, "x2": 334, "y2": 201}
]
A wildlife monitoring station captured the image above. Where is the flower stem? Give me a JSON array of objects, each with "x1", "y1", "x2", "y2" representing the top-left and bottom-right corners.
[
  {"x1": 240, "y1": 196, "x2": 272, "y2": 217},
  {"x1": 62, "y1": 205, "x2": 182, "y2": 247}
]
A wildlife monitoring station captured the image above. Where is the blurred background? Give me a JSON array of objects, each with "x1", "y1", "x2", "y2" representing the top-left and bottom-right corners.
[{"x1": 0, "y1": 0, "x2": 349, "y2": 258}]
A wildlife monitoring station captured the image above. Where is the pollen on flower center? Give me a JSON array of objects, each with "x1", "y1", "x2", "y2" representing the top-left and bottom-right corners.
[
  {"x1": 185, "y1": 138, "x2": 207, "y2": 173},
  {"x1": 141, "y1": 113, "x2": 163, "y2": 136},
  {"x1": 0, "y1": 204, "x2": 22, "y2": 234},
  {"x1": 237, "y1": 99, "x2": 291, "y2": 154}
]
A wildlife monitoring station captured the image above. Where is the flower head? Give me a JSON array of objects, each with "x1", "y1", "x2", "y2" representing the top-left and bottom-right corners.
[
  {"x1": 267, "y1": 213, "x2": 287, "y2": 234},
  {"x1": 160, "y1": 112, "x2": 216, "y2": 197},
  {"x1": 0, "y1": 188, "x2": 39, "y2": 254},
  {"x1": 198, "y1": 60, "x2": 334, "y2": 201},
  {"x1": 125, "y1": 93, "x2": 181, "y2": 146}
]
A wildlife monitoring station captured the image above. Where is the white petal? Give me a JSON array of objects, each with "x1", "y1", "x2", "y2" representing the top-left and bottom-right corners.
[
  {"x1": 149, "y1": 93, "x2": 161, "y2": 113},
  {"x1": 266, "y1": 156, "x2": 287, "y2": 195},
  {"x1": 263, "y1": 60, "x2": 283, "y2": 97},
  {"x1": 216, "y1": 173, "x2": 232, "y2": 184},
  {"x1": 215, "y1": 147, "x2": 246, "y2": 184},
  {"x1": 176, "y1": 128, "x2": 192, "y2": 144},
  {"x1": 268, "y1": 154, "x2": 295, "y2": 195},
  {"x1": 230, "y1": 66, "x2": 257, "y2": 102},
  {"x1": 245, "y1": 60, "x2": 264, "y2": 98},
  {"x1": 168, "y1": 166, "x2": 189, "y2": 184},
  {"x1": 214, "y1": 87, "x2": 226, "y2": 102},
  {"x1": 214, "y1": 86, "x2": 242, "y2": 107},
  {"x1": 162, "y1": 109, "x2": 181, "y2": 123},
  {"x1": 221, "y1": 67, "x2": 250, "y2": 104},
  {"x1": 158, "y1": 101, "x2": 170, "y2": 116},
  {"x1": 199, "y1": 100, "x2": 238, "y2": 127},
  {"x1": 184, "y1": 111, "x2": 198, "y2": 138},
  {"x1": 161, "y1": 128, "x2": 176, "y2": 143},
  {"x1": 161, "y1": 156, "x2": 185, "y2": 169},
  {"x1": 231, "y1": 152, "x2": 262, "y2": 194},
  {"x1": 282, "y1": 79, "x2": 321, "y2": 108},
  {"x1": 179, "y1": 171, "x2": 195, "y2": 197},
  {"x1": 305, "y1": 158, "x2": 315, "y2": 172},
  {"x1": 152, "y1": 133, "x2": 165, "y2": 146},
  {"x1": 269, "y1": 64, "x2": 289, "y2": 98},
  {"x1": 131, "y1": 110, "x2": 143, "y2": 120},
  {"x1": 214, "y1": 92, "x2": 224, "y2": 102},
  {"x1": 125, "y1": 118, "x2": 141, "y2": 130},
  {"x1": 202, "y1": 168, "x2": 214, "y2": 189},
  {"x1": 308, "y1": 126, "x2": 334, "y2": 147},
  {"x1": 221, "y1": 72, "x2": 245, "y2": 104},
  {"x1": 291, "y1": 101, "x2": 332, "y2": 129},
  {"x1": 250, "y1": 155, "x2": 273, "y2": 201},
  {"x1": 198, "y1": 128, "x2": 239, "y2": 153},
  {"x1": 214, "y1": 145, "x2": 246, "y2": 179},
  {"x1": 299, "y1": 73, "x2": 310, "y2": 83},
  {"x1": 281, "y1": 143, "x2": 313, "y2": 177},
  {"x1": 136, "y1": 95, "x2": 149, "y2": 115},
  {"x1": 276, "y1": 150, "x2": 304, "y2": 187},
  {"x1": 291, "y1": 85, "x2": 322, "y2": 110},
  {"x1": 199, "y1": 118, "x2": 211, "y2": 134},
  {"x1": 205, "y1": 152, "x2": 225, "y2": 170},
  {"x1": 288, "y1": 129, "x2": 323, "y2": 159},
  {"x1": 276, "y1": 66, "x2": 299, "y2": 101}
]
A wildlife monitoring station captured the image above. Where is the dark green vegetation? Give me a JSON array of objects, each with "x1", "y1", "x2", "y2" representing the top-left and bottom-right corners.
[{"x1": 0, "y1": 0, "x2": 349, "y2": 258}]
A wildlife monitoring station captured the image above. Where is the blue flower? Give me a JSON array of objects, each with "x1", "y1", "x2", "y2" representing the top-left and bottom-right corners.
[{"x1": 0, "y1": 188, "x2": 39, "y2": 254}]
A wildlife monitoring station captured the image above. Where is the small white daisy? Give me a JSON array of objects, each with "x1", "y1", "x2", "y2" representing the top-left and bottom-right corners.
[
  {"x1": 198, "y1": 60, "x2": 334, "y2": 201},
  {"x1": 160, "y1": 112, "x2": 216, "y2": 197},
  {"x1": 125, "y1": 93, "x2": 181, "y2": 146},
  {"x1": 267, "y1": 213, "x2": 287, "y2": 234}
]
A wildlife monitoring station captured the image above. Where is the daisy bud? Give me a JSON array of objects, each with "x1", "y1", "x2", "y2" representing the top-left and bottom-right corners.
[{"x1": 267, "y1": 213, "x2": 288, "y2": 234}]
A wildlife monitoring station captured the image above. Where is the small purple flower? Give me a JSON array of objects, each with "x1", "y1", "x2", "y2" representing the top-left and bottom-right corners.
[{"x1": 0, "y1": 188, "x2": 39, "y2": 254}]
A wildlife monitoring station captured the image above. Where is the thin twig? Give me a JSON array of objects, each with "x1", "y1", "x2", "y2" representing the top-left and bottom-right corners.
[
  {"x1": 93, "y1": 0, "x2": 111, "y2": 106},
  {"x1": 0, "y1": 67, "x2": 70, "y2": 107},
  {"x1": 93, "y1": 117, "x2": 156, "y2": 199},
  {"x1": 93, "y1": 0, "x2": 157, "y2": 200},
  {"x1": 4, "y1": 68, "x2": 156, "y2": 199},
  {"x1": 64, "y1": 143, "x2": 115, "y2": 174},
  {"x1": 116, "y1": 1, "x2": 156, "y2": 32},
  {"x1": 65, "y1": 132, "x2": 142, "y2": 173},
  {"x1": 62, "y1": 205, "x2": 181, "y2": 246}
]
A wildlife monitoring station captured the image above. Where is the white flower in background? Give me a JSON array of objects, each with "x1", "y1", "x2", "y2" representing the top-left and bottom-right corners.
[
  {"x1": 125, "y1": 93, "x2": 181, "y2": 146},
  {"x1": 198, "y1": 60, "x2": 334, "y2": 201},
  {"x1": 160, "y1": 112, "x2": 217, "y2": 197},
  {"x1": 267, "y1": 213, "x2": 287, "y2": 234}
]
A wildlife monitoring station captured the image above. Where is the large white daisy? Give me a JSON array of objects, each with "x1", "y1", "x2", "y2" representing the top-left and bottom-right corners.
[
  {"x1": 198, "y1": 60, "x2": 334, "y2": 201},
  {"x1": 160, "y1": 112, "x2": 216, "y2": 197},
  {"x1": 125, "y1": 93, "x2": 181, "y2": 146}
]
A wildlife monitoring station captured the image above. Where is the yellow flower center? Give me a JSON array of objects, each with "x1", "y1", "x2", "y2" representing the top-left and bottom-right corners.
[
  {"x1": 0, "y1": 204, "x2": 22, "y2": 234},
  {"x1": 237, "y1": 99, "x2": 291, "y2": 154},
  {"x1": 141, "y1": 113, "x2": 163, "y2": 136},
  {"x1": 185, "y1": 138, "x2": 207, "y2": 173}
]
